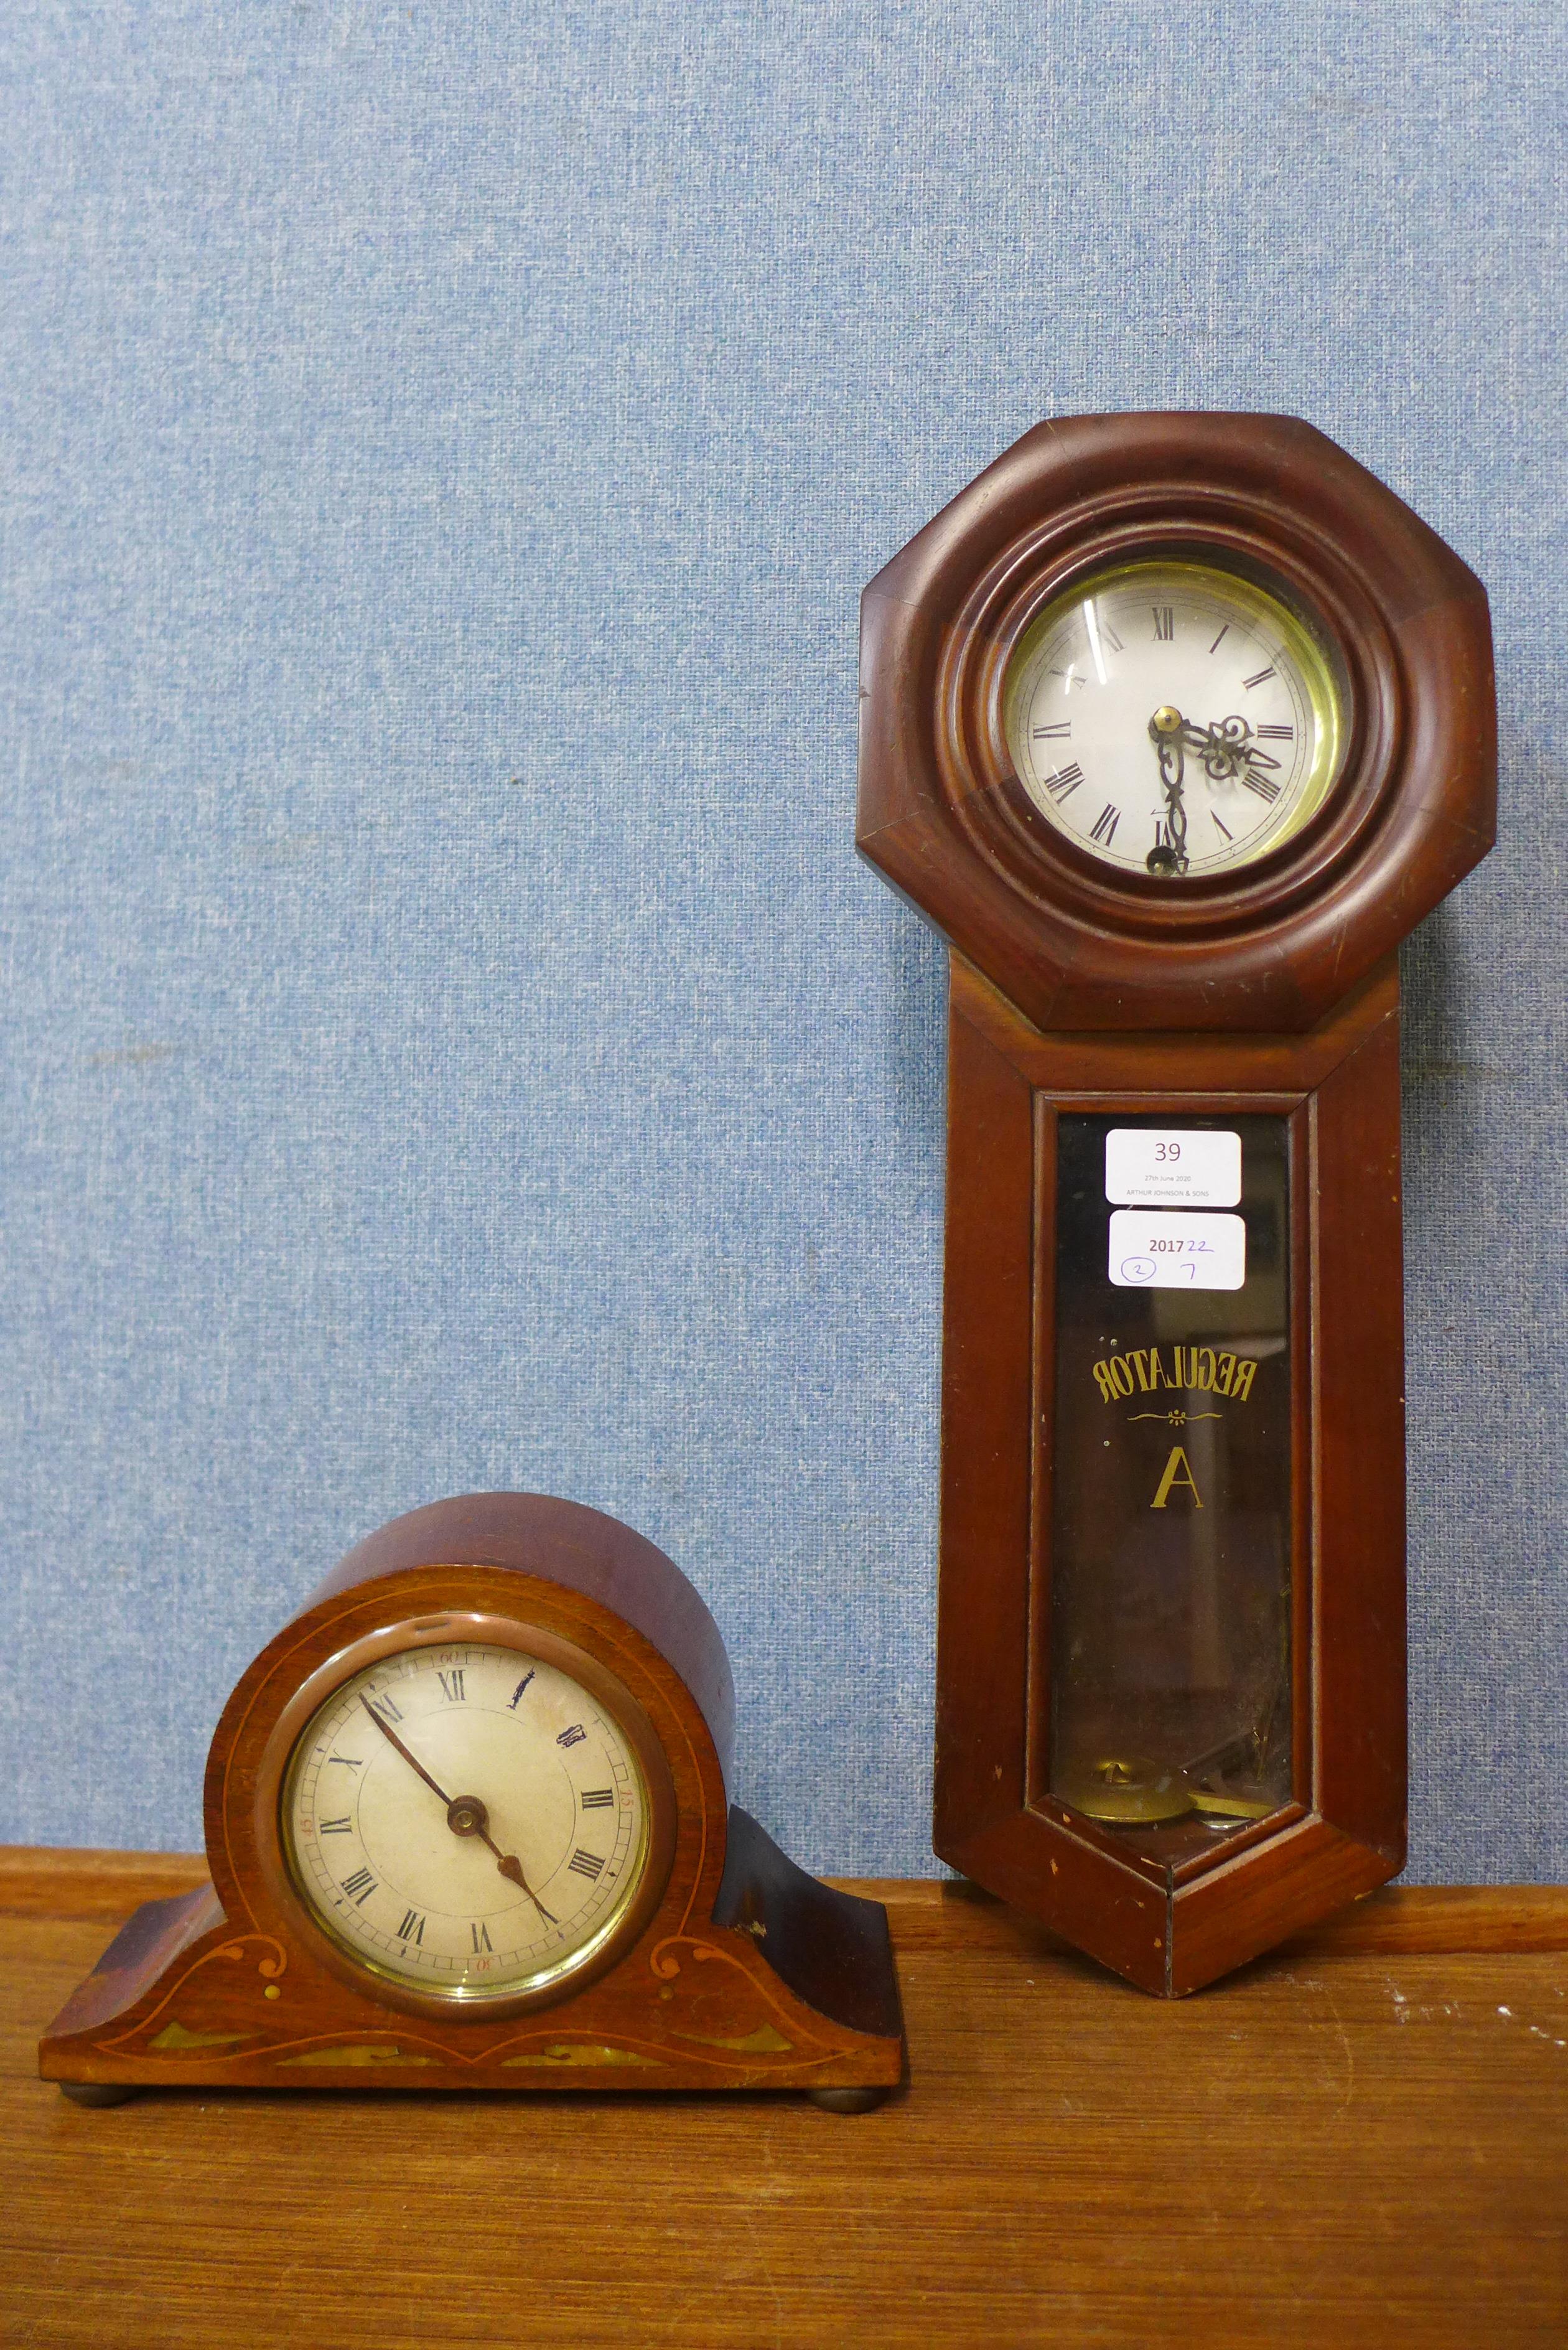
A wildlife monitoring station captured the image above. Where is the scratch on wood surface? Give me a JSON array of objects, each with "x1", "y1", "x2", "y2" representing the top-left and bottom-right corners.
[
  {"x1": 742, "y1": 2194, "x2": 786, "y2": 2350},
  {"x1": 650, "y1": 2122, "x2": 788, "y2": 2349},
  {"x1": 1317, "y1": 1978, "x2": 1356, "y2": 2111},
  {"x1": 1495, "y1": 2003, "x2": 1566, "y2": 2049},
  {"x1": 747, "y1": 2112, "x2": 788, "y2": 2349}
]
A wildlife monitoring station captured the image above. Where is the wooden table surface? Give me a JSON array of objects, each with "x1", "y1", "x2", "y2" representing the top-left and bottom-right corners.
[{"x1": 4, "y1": 1850, "x2": 1566, "y2": 2349}]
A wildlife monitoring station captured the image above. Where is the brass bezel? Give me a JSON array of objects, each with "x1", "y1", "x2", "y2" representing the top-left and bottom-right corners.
[
  {"x1": 1000, "y1": 555, "x2": 1348, "y2": 877},
  {"x1": 251, "y1": 1606, "x2": 679, "y2": 2025}
]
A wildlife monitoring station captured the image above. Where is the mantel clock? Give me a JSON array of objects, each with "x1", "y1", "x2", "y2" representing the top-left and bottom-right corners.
[
  {"x1": 42, "y1": 1494, "x2": 905, "y2": 2102},
  {"x1": 857, "y1": 413, "x2": 1495, "y2": 1995}
]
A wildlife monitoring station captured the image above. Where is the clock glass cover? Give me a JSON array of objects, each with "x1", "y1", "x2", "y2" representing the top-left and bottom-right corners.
[
  {"x1": 1050, "y1": 1113, "x2": 1293, "y2": 1855},
  {"x1": 1003, "y1": 560, "x2": 1346, "y2": 876},
  {"x1": 282, "y1": 1639, "x2": 650, "y2": 2000}
]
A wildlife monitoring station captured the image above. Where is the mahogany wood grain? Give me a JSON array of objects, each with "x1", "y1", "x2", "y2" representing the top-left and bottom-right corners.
[
  {"x1": 312, "y1": 1489, "x2": 737, "y2": 1768},
  {"x1": 932, "y1": 1005, "x2": 1035, "y2": 1851},
  {"x1": 1310, "y1": 1001, "x2": 1407, "y2": 1854},
  {"x1": 6, "y1": 1852, "x2": 1566, "y2": 2350}
]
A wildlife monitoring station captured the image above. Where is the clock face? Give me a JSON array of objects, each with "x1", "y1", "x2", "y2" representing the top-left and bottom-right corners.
[
  {"x1": 282, "y1": 1639, "x2": 650, "y2": 2001},
  {"x1": 1002, "y1": 561, "x2": 1346, "y2": 878}
]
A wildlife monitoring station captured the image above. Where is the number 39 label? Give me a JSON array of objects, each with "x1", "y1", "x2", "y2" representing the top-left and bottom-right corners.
[
  {"x1": 1104, "y1": 1128, "x2": 1241, "y2": 1207},
  {"x1": 1108, "y1": 1209, "x2": 1246, "y2": 1291}
]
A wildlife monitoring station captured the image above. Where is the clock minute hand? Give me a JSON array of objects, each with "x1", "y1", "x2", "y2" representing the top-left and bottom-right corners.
[
  {"x1": 357, "y1": 1695, "x2": 558, "y2": 1924},
  {"x1": 358, "y1": 1692, "x2": 455, "y2": 1807},
  {"x1": 1147, "y1": 705, "x2": 1190, "y2": 874}
]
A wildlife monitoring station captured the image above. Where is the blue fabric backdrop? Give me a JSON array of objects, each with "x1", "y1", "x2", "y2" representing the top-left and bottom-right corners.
[{"x1": 1, "y1": 2, "x2": 1562, "y2": 1877}]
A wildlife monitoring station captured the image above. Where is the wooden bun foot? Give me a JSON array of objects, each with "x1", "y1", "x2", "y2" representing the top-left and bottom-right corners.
[{"x1": 809, "y1": 2086, "x2": 890, "y2": 2114}]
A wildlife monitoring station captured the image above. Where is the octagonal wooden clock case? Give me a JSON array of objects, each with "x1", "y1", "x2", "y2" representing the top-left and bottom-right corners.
[
  {"x1": 40, "y1": 1494, "x2": 905, "y2": 2104},
  {"x1": 857, "y1": 412, "x2": 1495, "y2": 1996}
]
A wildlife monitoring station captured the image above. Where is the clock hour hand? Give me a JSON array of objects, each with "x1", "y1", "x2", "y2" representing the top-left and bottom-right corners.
[
  {"x1": 1147, "y1": 705, "x2": 1190, "y2": 875},
  {"x1": 357, "y1": 1695, "x2": 558, "y2": 1924},
  {"x1": 1188, "y1": 713, "x2": 1280, "y2": 781},
  {"x1": 444, "y1": 1793, "x2": 558, "y2": 1926}
]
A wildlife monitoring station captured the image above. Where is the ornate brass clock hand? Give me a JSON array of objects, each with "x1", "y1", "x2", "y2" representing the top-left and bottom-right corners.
[
  {"x1": 1188, "y1": 713, "x2": 1281, "y2": 783},
  {"x1": 357, "y1": 1695, "x2": 558, "y2": 1924},
  {"x1": 1147, "y1": 705, "x2": 1191, "y2": 874}
]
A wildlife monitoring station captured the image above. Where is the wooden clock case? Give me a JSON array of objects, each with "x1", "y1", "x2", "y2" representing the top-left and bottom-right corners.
[
  {"x1": 857, "y1": 413, "x2": 1495, "y2": 1996},
  {"x1": 41, "y1": 1494, "x2": 905, "y2": 2101}
]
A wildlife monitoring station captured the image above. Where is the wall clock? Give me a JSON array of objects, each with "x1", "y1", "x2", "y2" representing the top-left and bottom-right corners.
[
  {"x1": 41, "y1": 1493, "x2": 905, "y2": 2104},
  {"x1": 857, "y1": 413, "x2": 1495, "y2": 1996}
]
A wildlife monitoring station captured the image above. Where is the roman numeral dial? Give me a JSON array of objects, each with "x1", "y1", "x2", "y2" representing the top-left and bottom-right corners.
[
  {"x1": 282, "y1": 1641, "x2": 651, "y2": 2003},
  {"x1": 1004, "y1": 558, "x2": 1345, "y2": 876}
]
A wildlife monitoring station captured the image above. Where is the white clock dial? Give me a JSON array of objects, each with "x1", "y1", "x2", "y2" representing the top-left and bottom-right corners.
[
  {"x1": 282, "y1": 1641, "x2": 649, "y2": 2000},
  {"x1": 1003, "y1": 562, "x2": 1345, "y2": 877}
]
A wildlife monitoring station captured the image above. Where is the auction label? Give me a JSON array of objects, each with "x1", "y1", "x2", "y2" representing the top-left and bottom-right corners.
[
  {"x1": 1104, "y1": 1128, "x2": 1241, "y2": 1207},
  {"x1": 1108, "y1": 1209, "x2": 1246, "y2": 1292}
]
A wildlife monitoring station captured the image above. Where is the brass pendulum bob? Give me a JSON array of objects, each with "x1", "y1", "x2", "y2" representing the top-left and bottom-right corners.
[{"x1": 1061, "y1": 1756, "x2": 1194, "y2": 1826}]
